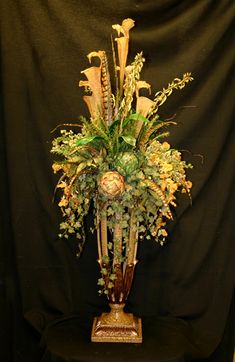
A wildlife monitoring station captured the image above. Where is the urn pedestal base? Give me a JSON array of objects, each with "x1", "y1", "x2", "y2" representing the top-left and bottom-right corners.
[{"x1": 91, "y1": 303, "x2": 142, "y2": 343}]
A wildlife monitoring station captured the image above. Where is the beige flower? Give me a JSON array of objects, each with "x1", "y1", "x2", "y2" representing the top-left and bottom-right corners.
[
  {"x1": 161, "y1": 142, "x2": 170, "y2": 151},
  {"x1": 58, "y1": 197, "x2": 69, "y2": 208},
  {"x1": 148, "y1": 153, "x2": 160, "y2": 166},
  {"x1": 52, "y1": 163, "x2": 63, "y2": 173},
  {"x1": 56, "y1": 181, "x2": 67, "y2": 189},
  {"x1": 167, "y1": 180, "x2": 178, "y2": 193},
  {"x1": 161, "y1": 162, "x2": 173, "y2": 173},
  {"x1": 186, "y1": 180, "x2": 193, "y2": 189}
]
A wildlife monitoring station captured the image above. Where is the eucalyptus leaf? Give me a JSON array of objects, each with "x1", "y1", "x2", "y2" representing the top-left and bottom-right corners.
[
  {"x1": 123, "y1": 113, "x2": 149, "y2": 128},
  {"x1": 109, "y1": 119, "x2": 120, "y2": 134},
  {"x1": 76, "y1": 135, "x2": 104, "y2": 146},
  {"x1": 119, "y1": 135, "x2": 136, "y2": 147}
]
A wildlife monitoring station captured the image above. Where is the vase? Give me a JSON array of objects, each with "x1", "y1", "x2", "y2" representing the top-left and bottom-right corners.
[
  {"x1": 91, "y1": 205, "x2": 142, "y2": 343},
  {"x1": 91, "y1": 302, "x2": 142, "y2": 343}
]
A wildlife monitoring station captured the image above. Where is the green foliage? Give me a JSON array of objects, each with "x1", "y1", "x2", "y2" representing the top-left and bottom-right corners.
[{"x1": 119, "y1": 135, "x2": 136, "y2": 147}]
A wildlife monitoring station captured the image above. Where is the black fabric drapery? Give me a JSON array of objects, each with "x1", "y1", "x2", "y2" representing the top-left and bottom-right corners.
[{"x1": 1, "y1": 1, "x2": 235, "y2": 361}]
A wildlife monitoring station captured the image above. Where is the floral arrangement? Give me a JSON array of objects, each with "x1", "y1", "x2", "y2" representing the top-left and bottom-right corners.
[{"x1": 51, "y1": 19, "x2": 193, "y2": 296}]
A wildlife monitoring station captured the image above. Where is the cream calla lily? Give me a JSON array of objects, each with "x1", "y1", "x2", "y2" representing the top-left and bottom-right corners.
[
  {"x1": 112, "y1": 18, "x2": 135, "y2": 38},
  {"x1": 112, "y1": 18, "x2": 135, "y2": 95},
  {"x1": 79, "y1": 65, "x2": 103, "y2": 119},
  {"x1": 135, "y1": 81, "x2": 155, "y2": 137},
  {"x1": 87, "y1": 51, "x2": 103, "y2": 64},
  {"x1": 136, "y1": 96, "x2": 155, "y2": 118},
  {"x1": 135, "y1": 80, "x2": 151, "y2": 98},
  {"x1": 135, "y1": 80, "x2": 153, "y2": 117}
]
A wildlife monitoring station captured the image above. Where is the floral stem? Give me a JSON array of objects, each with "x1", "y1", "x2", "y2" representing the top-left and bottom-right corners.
[
  {"x1": 100, "y1": 206, "x2": 108, "y2": 257},
  {"x1": 113, "y1": 212, "x2": 123, "y2": 302},
  {"x1": 113, "y1": 212, "x2": 122, "y2": 265},
  {"x1": 96, "y1": 213, "x2": 102, "y2": 263},
  {"x1": 127, "y1": 209, "x2": 138, "y2": 264}
]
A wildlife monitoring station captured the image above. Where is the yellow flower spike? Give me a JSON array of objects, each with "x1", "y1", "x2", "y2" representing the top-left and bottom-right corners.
[
  {"x1": 119, "y1": 53, "x2": 145, "y2": 121},
  {"x1": 149, "y1": 72, "x2": 194, "y2": 117}
]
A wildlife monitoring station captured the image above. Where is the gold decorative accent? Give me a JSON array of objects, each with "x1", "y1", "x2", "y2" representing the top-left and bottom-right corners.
[
  {"x1": 99, "y1": 171, "x2": 125, "y2": 198},
  {"x1": 91, "y1": 303, "x2": 142, "y2": 343}
]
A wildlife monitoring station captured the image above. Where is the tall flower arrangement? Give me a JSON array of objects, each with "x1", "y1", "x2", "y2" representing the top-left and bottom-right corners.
[{"x1": 51, "y1": 19, "x2": 193, "y2": 298}]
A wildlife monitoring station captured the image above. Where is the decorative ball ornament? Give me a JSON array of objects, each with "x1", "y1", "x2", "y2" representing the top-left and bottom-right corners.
[{"x1": 99, "y1": 171, "x2": 125, "y2": 198}]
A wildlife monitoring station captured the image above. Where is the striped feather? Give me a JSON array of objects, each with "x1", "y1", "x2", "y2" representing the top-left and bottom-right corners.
[{"x1": 100, "y1": 51, "x2": 113, "y2": 125}]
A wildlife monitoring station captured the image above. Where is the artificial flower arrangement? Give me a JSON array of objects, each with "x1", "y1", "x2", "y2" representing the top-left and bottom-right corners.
[{"x1": 51, "y1": 18, "x2": 193, "y2": 343}]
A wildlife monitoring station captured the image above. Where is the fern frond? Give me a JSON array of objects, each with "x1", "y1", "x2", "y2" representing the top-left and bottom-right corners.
[{"x1": 139, "y1": 121, "x2": 176, "y2": 150}]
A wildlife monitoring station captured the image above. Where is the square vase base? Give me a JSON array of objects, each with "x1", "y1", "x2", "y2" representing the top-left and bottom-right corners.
[{"x1": 91, "y1": 309, "x2": 142, "y2": 343}]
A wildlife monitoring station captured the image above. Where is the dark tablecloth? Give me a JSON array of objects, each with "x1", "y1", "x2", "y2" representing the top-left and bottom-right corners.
[{"x1": 42, "y1": 314, "x2": 198, "y2": 362}]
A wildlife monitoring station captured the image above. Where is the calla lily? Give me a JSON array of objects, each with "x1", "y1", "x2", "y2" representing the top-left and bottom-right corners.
[
  {"x1": 136, "y1": 96, "x2": 155, "y2": 117},
  {"x1": 135, "y1": 81, "x2": 155, "y2": 137},
  {"x1": 112, "y1": 18, "x2": 135, "y2": 95},
  {"x1": 136, "y1": 80, "x2": 154, "y2": 117},
  {"x1": 79, "y1": 57, "x2": 103, "y2": 118},
  {"x1": 81, "y1": 93, "x2": 100, "y2": 119},
  {"x1": 135, "y1": 80, "x2": 151, "y2": 97}
]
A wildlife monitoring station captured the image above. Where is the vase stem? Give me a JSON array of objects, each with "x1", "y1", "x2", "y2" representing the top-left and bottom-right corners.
[
  {"x1": 113, "y1": 212, "x2": 122, "y2": 265},
  {"x1": 96, "y1": 214, "x2": 102, "y2": 262},
  {"x1": 127, "y1": 209, "x2": 138, "y2": 265},
  {"x1": 100, "y1": 210, "x2": 108, "y2": 257}
]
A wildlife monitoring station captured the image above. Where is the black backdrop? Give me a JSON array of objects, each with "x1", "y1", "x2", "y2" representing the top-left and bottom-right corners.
[{"x1": 1, "y1": 1, "x2": 235, "y2": 361}]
